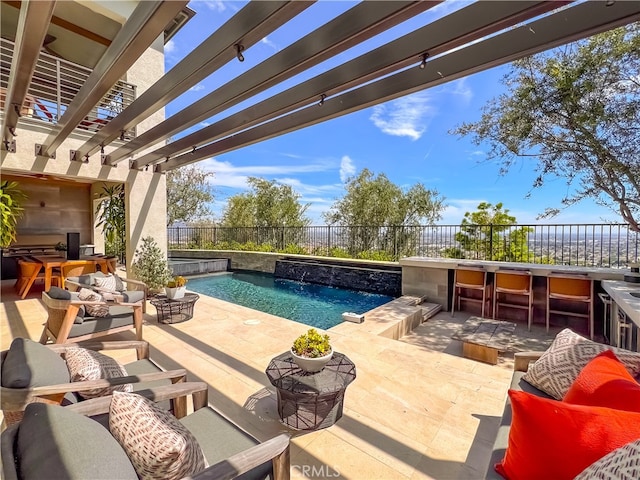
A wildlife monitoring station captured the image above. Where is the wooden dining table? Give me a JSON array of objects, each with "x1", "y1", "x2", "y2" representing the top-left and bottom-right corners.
[{"x1": 28, "y1": 255, "x2": 110, "y2": 292}]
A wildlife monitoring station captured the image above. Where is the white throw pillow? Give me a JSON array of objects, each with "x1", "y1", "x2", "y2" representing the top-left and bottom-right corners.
[
  {"x1": 522, "y1": 328, "x2": 640, "y2": 399},
  {"x1": 95, "y1": 274, "x2": 119, "y2": 292},
  {"x1": 78, "y1": 288, "x2": 110, "y2": 317},
  {"x1": 109, "y1": 391, "x2": 206, "y2": 480},
  {"x1": 64, "y1": 347, "x2": 133, "y2": 399}
]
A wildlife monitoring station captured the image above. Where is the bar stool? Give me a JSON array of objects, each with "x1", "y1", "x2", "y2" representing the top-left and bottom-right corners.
[
  {"x1": 492, "y1": 269, "x2": 534, "y2": 330},
  {"x1": 451, "y1": 265, "x2": 491, "y2": 318},
  {"x1": 546, "y1": 272, "x2": 594, "y2": 339}
]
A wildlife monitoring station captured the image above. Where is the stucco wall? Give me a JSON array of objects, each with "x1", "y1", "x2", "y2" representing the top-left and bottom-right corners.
[{"x1": 0, "y1": 39, "x2": 168, "y2": 263}]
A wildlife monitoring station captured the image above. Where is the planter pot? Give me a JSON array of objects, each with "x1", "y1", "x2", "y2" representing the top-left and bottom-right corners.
[
  {"x1": 165, "y1": 286, "x2": 186, "y2": 299},
  {"x1": 290, "y1": 348, "x2": 333, "y2": 373}
]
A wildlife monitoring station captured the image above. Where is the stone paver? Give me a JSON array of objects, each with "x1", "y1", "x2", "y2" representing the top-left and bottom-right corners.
[{"x1": 0, "y1": 279, "x2": 560, "y2": 479}]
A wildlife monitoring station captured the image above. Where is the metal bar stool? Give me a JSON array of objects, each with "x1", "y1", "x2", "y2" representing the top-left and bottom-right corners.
[
  {"x1": 546, "y1": 272, "x2": 594, "y2": 340},
  {"x1": 493, "y1": 269, "x2": 534, "y2": 330},
  {"x1": 451, "y1": 265, "x2": 491, "y2": 318}
]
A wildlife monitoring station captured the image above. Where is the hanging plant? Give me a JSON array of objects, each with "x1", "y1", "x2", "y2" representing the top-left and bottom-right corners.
[{"x1": 0, "y1": 181, "x2": 27, "y2": 249}]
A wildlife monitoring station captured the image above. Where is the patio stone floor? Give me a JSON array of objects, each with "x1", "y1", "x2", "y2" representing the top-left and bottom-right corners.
[{"x1": 0, "y1": 278, "x2": 562, "y2": 479}]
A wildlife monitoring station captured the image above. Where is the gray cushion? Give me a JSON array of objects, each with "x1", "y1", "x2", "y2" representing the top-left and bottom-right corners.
[
  {"x1": 1, "y1": 338, "x2": 70, "y2": 388},
  {"x1": 181, "y1": 407, "x2": 272, "y2": 480},
  {"x1": 122, "y1": 290, "x2": 144, "y2": 303},
  {"x1": 68, "y1": 312, "x2": 134, "y2": 339},
  {"x1": 47, "y1": 286, "x2": 72, "y2": 300},
  {"x1": 15, "y1": 403, "x2": 137, "y2": 480}
]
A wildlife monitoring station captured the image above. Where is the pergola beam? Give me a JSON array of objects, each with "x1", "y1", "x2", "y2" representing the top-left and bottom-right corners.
[
  {"x1": 158, "y1": 0, "x2": 640, "y2": 172},
  {"x1": 35, "y1": 0, "x2": 188, "y2": 160},
  {"x1": 105, "y1": 0, "x2": 440, "y2": 166},
  {"x1": 133, "y1": 0, "x2": 562, "y2": 170},
  {"x1": 76, "y1": 0, "x2": 312, "y2": 164},
  {"x1": 1, "y1": 0, "x2": 55, "y2": 149}
]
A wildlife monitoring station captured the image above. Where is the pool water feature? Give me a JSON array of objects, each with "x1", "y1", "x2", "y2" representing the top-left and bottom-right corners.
[{"x1": 187, "y1": 271, "x2": 395, "y2": 329}]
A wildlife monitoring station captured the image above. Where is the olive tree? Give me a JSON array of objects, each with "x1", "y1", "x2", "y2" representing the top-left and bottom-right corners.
[
  {"x1": 324, "y1": 168, "x2": 445, "y2": 259},
  {"x1": 452, "y1": 24, "x2": 640, "y2": 230},
  {"x1": 166, "y1": 165, "x2": 215, "y2": 226}
]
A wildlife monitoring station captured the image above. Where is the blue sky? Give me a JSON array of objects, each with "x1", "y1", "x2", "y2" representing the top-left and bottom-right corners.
[{"x1": 163, "y1": 0, "x2": 620, "y2": 226}]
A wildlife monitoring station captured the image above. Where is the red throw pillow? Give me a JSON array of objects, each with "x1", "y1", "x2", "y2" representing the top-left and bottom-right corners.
[
  {"x1": 495, "y1": 390, "x2": 640, "y2": 480},
  {"x1": 563, "y1": 350, "x2": 640, "y2": 412}
]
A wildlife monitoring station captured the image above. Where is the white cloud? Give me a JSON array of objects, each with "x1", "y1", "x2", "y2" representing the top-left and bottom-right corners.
[
  {"x1": 261, "y1": 36, "x2": 279, "y2": 53},
  {"x1": 189, "y1": 84, "x2": 205, "y2": 92},
  {"x1": 444, "y1": 78, "x2": 472, "y2": 102},
  {"x1": 370, "y1": 92, "x2": 436, "y2": 140},
  {"x1": 198, "y1": 0, "x2": 227, "y2": 13},
  {"x1": 339, "y1": 155, "x2": 356, "y2": 183},
  {"x1": 164, "y1": 40, "x2": 176, "y2": 54}
]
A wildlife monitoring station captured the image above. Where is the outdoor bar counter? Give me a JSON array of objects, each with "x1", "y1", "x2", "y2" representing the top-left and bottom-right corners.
[
  {"x1": 399, "y1": 257, "x2": 627, "y2": 335},
  {"x1": 601, "y1": 280, "x2": 640, "y2": 351}
]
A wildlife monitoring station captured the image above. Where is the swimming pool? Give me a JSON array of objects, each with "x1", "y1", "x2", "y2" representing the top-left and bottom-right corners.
[{"x1": 187, "y1": 271, "x2": 394, "y2": 329}]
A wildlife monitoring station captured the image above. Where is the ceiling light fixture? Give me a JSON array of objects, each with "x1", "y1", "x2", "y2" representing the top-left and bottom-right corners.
[
  {"x1": 419, "y1": 52, "x2": 429, "y2": 69},
  {"x1": 235, "y1": 43, "x2": 245, "y2": 62},
  {"x1": 318, "y1": 93, "x2": 326, "y2": 106}
]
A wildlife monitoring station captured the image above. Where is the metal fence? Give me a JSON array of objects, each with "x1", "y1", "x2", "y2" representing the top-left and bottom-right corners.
[{"x1": 167, "y1": 224, "x2": 640, "y2": 267}]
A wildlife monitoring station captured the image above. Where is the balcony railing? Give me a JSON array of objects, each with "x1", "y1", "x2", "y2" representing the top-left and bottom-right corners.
[
  {"x1": 168, "y1": 223, "x2": 640, "y2": 267},
  {"x1": 0, "y1": 37, "x2": 136, "y2": 139}
]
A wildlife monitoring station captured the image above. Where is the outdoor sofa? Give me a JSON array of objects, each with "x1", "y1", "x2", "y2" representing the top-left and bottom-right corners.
[
  {"x1": 1, "y1": 381, "x2": 291, "y2": 480},
  {"x1": 40, "y1": 286, "x2": 143, "y2": 344},
  {"x1": 65, "y1": 270, "x2": 148, "y2": 312},
  {"x1": 1, "y1": 338, "x2": 186, "y2": 426},
  {"x1": 485, "y1": 328, "x2": 640, "y2": 479}
]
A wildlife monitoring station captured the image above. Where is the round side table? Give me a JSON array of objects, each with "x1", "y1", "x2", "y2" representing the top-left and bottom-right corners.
[
  {"x1": 265, "y1": 351, "x2": 356, "y2": 430},
  {"x1": 150, "y1": 293, "x2": 199, "y2": 324}
]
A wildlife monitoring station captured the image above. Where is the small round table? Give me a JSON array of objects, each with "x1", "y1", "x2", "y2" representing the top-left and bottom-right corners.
[
  {"x1": 265, "y1": 351, "x2": 356, "y2": 430},
  {"x1": 150, "y1": 293, "x2": 199, "y2": 324}
]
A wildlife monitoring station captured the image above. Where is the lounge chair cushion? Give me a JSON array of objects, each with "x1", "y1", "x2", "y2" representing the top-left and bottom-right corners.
[
  {"x1": 67, "y1": 308, "x2": 134, "y2": 339},
  {"x1": 1, "y1": 338, "x2": 70, "y2": 388},
  {"x1": 15, "y1": 402, "x2": 137, "y2": 480},
  {"x1": 563, "y1": 350, "x2": 640, "y2": 412},
  {"x1": 574, "y1": 439, "x2": 640, "y2": 480},
  {"x1": 109, "y1": 391, "x2": 206, "y2": 480},
  {"x1": 78, "y1": 288, "x2": 110, "y2": 317},
  {"x1": 46, "y1": 286, "x2": 85, "y2": 322},
  {"x1": 180, "y1": 406, "x2": 272, "y2": 480},
  {"x1": 64, "y1": 347, "x2": 133, "y2": 399},
  {"x1": 522, "y1": 328, "x2": 640, "y2": 399},
  {"x1": 495, "y1": 390, "x2": 640, "y2": 480}
]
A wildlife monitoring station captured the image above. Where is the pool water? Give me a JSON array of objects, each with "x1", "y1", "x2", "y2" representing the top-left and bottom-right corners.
[{"x1": 187, "y1": 271, "x2": 394, "y2": 329}]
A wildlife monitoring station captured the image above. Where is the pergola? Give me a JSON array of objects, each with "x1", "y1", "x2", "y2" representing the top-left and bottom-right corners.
[{"x1": 2, "y1": 0, "x2": 639, "y2": 169}]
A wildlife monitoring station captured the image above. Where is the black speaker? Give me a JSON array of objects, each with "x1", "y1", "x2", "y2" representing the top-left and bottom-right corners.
[{"x1": 67, "y1": 232, "x2": 80, "y2": 260}]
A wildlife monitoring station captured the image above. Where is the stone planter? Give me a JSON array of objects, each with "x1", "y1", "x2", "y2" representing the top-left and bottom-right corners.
[
  {"x1": 290, "y1": 348, "x2": 333, "y2": 373},
  {"x1": 165, "y1": 286, "x2": 186, "y2": 300}
]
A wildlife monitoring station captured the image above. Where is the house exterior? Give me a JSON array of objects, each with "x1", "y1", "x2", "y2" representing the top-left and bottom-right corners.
[{"x1": 1, "y1": 1, "x2": 192, "y2": 266}]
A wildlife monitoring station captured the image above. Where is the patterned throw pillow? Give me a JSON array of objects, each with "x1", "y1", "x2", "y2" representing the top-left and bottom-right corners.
[
  {"x1": 574, "y1": 439, "x2": 640, "y2": 480},
  {"x1": 64, "y1": 347, "x2": 133, "y2": 399},
  {"x1": 109, "y1": 391, "x2": 206, "y2": 480},
  {"x1": 78, "y1": 288, "x2": 110, "y2": 317},
  {"x1": 522, "y1": 328, "x2": 640, "y2": 399},
  {"x1": 95, "y1": 274, "x2": 118, "y2": 292}
]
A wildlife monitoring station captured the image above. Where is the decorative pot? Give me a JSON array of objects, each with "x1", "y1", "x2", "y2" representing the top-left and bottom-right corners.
[
  {"x1": 165, "y1": 286, "x2": 186, "y2": 300},
  {"x1": 290, "y1": 348, "x2": 333, "y2": 373}
]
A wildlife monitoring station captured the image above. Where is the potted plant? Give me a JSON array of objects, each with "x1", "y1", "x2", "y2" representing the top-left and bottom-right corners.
[
  {"x1": 291, "y1": 328, "x2": 333, "y2": 373},
  {"x1": 130, "y1": 236, "x2": 172, "y2": 293},
  {"x1": 165, "y1": 275, "x2": 188, "y2": 300}
]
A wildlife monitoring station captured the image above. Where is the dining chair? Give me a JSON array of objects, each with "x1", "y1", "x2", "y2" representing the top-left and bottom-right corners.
[
  {"x1": 493, "y1": 269, "x2": 534, "y2": 330},
  {"x1": 451, "y1": 265, "x2": 492, "y2": 318},
  {"x1": 60, "y1": 260, "x2": 96, "y2": 289},
  {"x1": 16, "y1": 259, "x2": 61, "y2": 299},
  {"x1": 546, "y1": 272, "x2": 594, "y2": 339}
]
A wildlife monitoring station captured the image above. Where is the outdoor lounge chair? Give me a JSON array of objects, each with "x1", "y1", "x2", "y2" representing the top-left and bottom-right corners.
[
  {"x1": 1, "y1": 339, "x2": 187, "y2": 427},
  {"x1": 1, "y1": 382, "x2": 291, "y2": 480},
  {"x1": 65, "y1": 270, "x2": 148, "y2": 313},
  {"x1": 40, "y1": 287, "x2": 143, "y2": 344}
]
